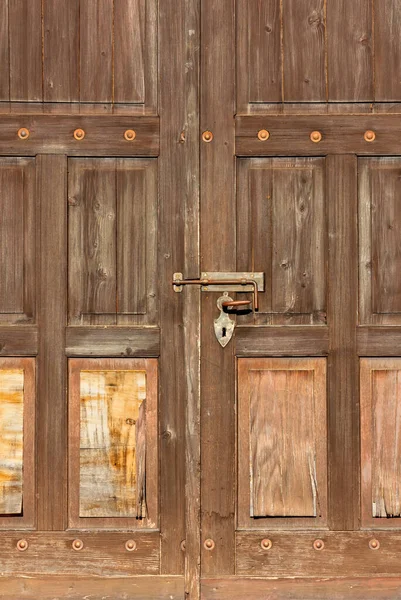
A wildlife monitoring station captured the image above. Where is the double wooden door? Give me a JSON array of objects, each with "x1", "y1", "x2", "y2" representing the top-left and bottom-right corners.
[{"x1": 2, "y1": 1, "x2": 401, "y2": 599}]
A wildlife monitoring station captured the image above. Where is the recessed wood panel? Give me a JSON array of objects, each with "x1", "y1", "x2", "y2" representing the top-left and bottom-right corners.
[
  {"x1": 0, "y1": 158, "x2": 36, "y2": 324},
  {"x1": 361, "y1": 359, "x2": 401, "y2": 527},
  {"x1": 68, "y1": 358, "x2": 158, "y2": 529},
  {"x1": 359, "y1": 158, "x2": 401, "y2": 325},
  {"x1": 237, "y1": 158, "x2": 326, "y2": 325},
  {"x1": 238, "y1": 358, "x2": 327, "y2": 529},
  {"x1": 68, "y1": 158, "x2": 158, "y2": 326},
  {"x1": 0, "y1": 358, "x2": 35, "y2": 528}
]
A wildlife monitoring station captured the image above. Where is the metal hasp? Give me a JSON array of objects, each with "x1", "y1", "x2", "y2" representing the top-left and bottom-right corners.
[{"x1": 172, "y1": 272, "x2": 264, "y2": 312}]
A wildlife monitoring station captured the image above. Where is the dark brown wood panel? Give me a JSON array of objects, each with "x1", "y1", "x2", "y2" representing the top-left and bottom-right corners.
[
  {"x1": 236, "y1": 0, "x2": 282, "y2": 109},
  {"x1": 327, "y1": 155, "x2": 359, "y2": 531},
  {"x1": 282, "y1": 0, "x2": 326, "y2": 102},
  {"x1": 0, "y1": 327, "x2": 38, "y2": 356},
  {"x1": 66, "y1": 327, "x2": 160, "y2": 357},
  {"x1": 36, "y1": 155, "x2": 67, "y2": 531},
  {"x1": 9, "y1": 0, "x2": 42, "y2": 102},
  {"x1": 374, "y1": 0, "x2": 401, "y2": 101},
  {"x1": 0, "y1": 158, "x2": 36, "y2": 324},
  {"x1": 0, "y1": 0, "x2": 9, "y2": 101},
  {"x1": 235, "y1": 326, "x2": 328, "y2": 357},
  {"x1": 43, "y1": 0, "x2": 80, "y2": 102},
  {"x1": 357, "y1": 327, "x2": 401, "y2": 356}
]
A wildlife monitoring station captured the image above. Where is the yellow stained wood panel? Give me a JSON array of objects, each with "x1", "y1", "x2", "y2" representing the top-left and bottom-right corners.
[
  {"x1": 0, "y1": 369, "x2": 24, "y2": 515},
  {"x1": 79, "y1": 370, "x2": 146, "y2": 518}
]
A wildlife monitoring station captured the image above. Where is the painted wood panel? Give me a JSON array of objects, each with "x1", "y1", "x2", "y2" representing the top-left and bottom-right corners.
[
  {"x1": 361, "y1": 359, "x2": 401, "y2": 527},
  {"x1": 237, "y1": 158, "x2": 326, "y2": 325},
  {"x1": 68, "y1": 358, "x2": 158, "y2": 529},
  {"x1": 237, "y1": 358, "x2": 327, "y2": 529},
  {"x1": 68, "y1": 158, "x2": 157, "y2": 326},
  {"x1": 359, "y1": 158, "x2": 401, "y2": 325},
  {"x1": 0, "y1": 158, "x2": 36, "y2": 324}
]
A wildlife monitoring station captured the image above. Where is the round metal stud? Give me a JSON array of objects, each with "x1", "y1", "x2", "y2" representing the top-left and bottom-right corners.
[
  {"x1": 18, "y1": 128, "x2": 30, "y2": 140},
  {"x1": 180, "y1": 540, "x2": 186, "y2": 552},
  {"x1": 204, "y1": 538, "x2": 215, "y2": 551},
  {"x1": 125, "y1": 539, "x2": 137, "y2": 552},
  {"x1": 16, "y1": 539, "x2": 28, "y2": 552},
  {"x1": 258, "y1": 129, "x2": 270, "y2": 141},
  {"x1": 369, "y1": 538, "x2": 380, "y2": 550},
  {"x1": 260, "y1": 538, "x2": 273, "y2": 550},
  {"x1": 364, "y1": 130, "x2": 376, "y2": 142},
  {"x1": 202, "y1": 130, "x2": 213, "y2": 143},
  {"x1": 72, "y1": 539, "x2": 84, "y2": 551},
  {"x1": 73, "y1": 128, "x2": 86, "y2": 141},
  {"x1": 313, "y1": 539, "x2": 325, "y2": 551},
  {"x1": 310, "y1": 131, "x2": 322, "y2": 143},
  {"x1": 124, "y1": 129, "x2": 136, "y2": 141}
]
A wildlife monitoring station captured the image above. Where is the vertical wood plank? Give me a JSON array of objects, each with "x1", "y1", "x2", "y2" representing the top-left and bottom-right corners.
[
  {"x1": 327, "y1": 0, "x2": 373, "y2": 101},
  {"x1": 159, "y1": 0, "x2": 200, "y2": 592},
  {"x1": 327, "y1": 155, "x2": 359, "y2": 530},
  {"x1": 236, "y1": 0, "x2": 282, "y2": 109},
  {"x1": 80, "y1": 0, "x2": 113, "y2": 102},
  {"x1": 201, "y1": 0, "x2": 235, "y2": 578},
  {"x1": 114, "y1": 0, "x2": 145, "y2": 103},
  {"x1": 283, "y1": 0, "x2": 326, "y2": 101},
  {"x1": 43, "y1": 0, "x2": 79, "y2": 102},
  {"x1": 0, "y1": 0, "x2": 10, "y2": 101},
  {"x1": 9, "y1": 0, "x2": 43, "y2": 101},
  {"x1": 374, "y1": 0, "x2": 401, "y2": 101},
  {"x1": 37, "y1": 155, "x2": 67, "y2": 530}
]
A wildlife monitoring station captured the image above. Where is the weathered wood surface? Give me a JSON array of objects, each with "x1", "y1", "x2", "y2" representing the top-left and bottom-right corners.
[
  {"x1": 374, "y1": 0, "x2": 401, "y2": 101},
  {"x1": 66, "y1": 327, "x2": 160, "y2": 357},
  {"x1": 0, "y1": 369, "x2": 23, "y2": 515},
  {"x1": 202, "y1": 577, "x2": 401, "y2": 600},
  {"x1": 0, "y1": 327, "x2": 38, "y2": 356},
  {"x1": 235, "y1": 326, "x2": 328, "y2": 357},
  {"x1": 69, "y1": 358, "x2": 158, "y2": 530},
  {"x1": 357, "y1": 327, "x2": 401, "y2": 356},
  {"x1": 237, "y1": 157, "x2": 326, "y2": 325},
  {"x1": 238, "y1": 358, "x2": 327, "y2": 529}
]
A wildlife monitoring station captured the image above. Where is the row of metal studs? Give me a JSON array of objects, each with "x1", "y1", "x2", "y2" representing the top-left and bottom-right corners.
[
  {"x1": 203, "y1": 537, "x2": 381, "y2": 552},
  {"x1": 15, "y1": 538, "x2": 138, "y2": 552},
  {"x1": 256, "y1": 129, "x2": 377, "y2": 143},
  {"x1": 16, "y1": 128, "x2": 137, "y2": 141}
]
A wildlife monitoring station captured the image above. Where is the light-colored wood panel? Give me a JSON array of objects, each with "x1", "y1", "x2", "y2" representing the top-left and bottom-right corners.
[
  {"x1": 68, "y1": 358, "x2": 158, "y2": 530},
  {"x1": 238, "y1": 358, "x2": 327, "y2": 529},
  {"x1": 361, "y1": 359, "x2": 401, "y2": 526}
]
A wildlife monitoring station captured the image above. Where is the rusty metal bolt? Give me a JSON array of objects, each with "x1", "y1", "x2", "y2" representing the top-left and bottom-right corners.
[
  {"x1": 364, "y1": 130, "x2": 376, "y2": 142},
  {"x1": 125, "y1": 539, "x2": 137, "y2": 552},
  {"x1": 369, "y1": 538, "x2": 380, "y2": 550},
  {"x1": 18, "y1": 128, "x2": 30, "y2": 140},
  {"x1": 258, "y1": 129, "x2": 270, "y2": 141},
  {"x1": 260, "y1": 538, "x2": 273, "y2": 550},
  {"x1": 313, "y1": 539, "x2": 325, "y2": 551},
  {"x1": 204, "y1": 538, "x2": 215, "y2": 550},
  {"x1": 310, "y1": 130, "x2": 322, "y2": 143},
  {"x1": 73, "y1": 128, "x2": 85, "y2": 141},
  {"x1": 202, "y1": 130, "x2": 213, "y2": 143},
  {"x1": 124, "y1": 129, "x2": 136, "y2": 141},
  {"x1": 72, "y1": 539, "x2": 84, "y2": 551},
  {"x1": 16, "y1": 539, "x2": 28, "y2": 552}
]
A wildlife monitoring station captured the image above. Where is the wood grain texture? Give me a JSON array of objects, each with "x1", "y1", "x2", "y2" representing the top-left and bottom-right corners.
[
  {"x1": 357, "y1": 327, "x2": 401, "y2": 356},
  {"x1": 374, "y1": 0, "x2": 401, "y2": 101},
  {"x1": 202, "y1": 577, "x2": 401, "y2": 599},
  {"x1": 327, "y1": 155, "x2": 359, "y2": 530},
  {"x1": 66, "y1": 327, "x2": 160, "y2": 357},
  {"x1": 0, "y1": 0, "x2": 10, "y2": 101},
  {"x1": 236, "y1": 0, "x2": 282, "y2": 109},
  {"x1": 327, "y1": 0, "x2": 373, "y2": 100},
  {"x1": 0, "y1": 327, "x2": 38, "y2": 356},
  {"x1": 0, "y1": 115, "x2": 159, "y2": 156},
  {"x1": 43, "y1": 0, "x2": 79, "y2": 102},
  {"x1": 238, "y1": 358, "x2": 327, "y2": 529},
  {"x1": 359, "y1": 158, "x2": 401, "y2": 325},
  {"x1": 37, "y1": 155, "x2": 67, "y2": 531},
  {"x1": 114, "y1": 0, "x2": 145, "y2": 103},
  {"x1": 283, "y1": 0, "x2": 326, "y2": 101},
  {"x1": 80, "y1": 0, "x2": 113, "y2": 102},
  {"x1": 9, "y1": 0, "x2": 42, "y2": 101},
  {"x1": 69, "y1": 358, "x2": 158, "y2": 530},
  {"x1": 0, "y1": 576, "x2": 183, "y2": 599},
  {"x1": 201, "y1": 0, "x2": 235, "y2": 578},
  {"x1": 235, "y1": 326, "x2": 328, "y2": 357},
  {"x1": 0, "y1": 358, "x2": 35, "y2": 529}
]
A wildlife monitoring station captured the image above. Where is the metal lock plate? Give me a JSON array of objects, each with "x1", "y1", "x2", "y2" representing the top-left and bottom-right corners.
[{"x1": 214, "y1": 294, "x2": 235, "y2": 348}]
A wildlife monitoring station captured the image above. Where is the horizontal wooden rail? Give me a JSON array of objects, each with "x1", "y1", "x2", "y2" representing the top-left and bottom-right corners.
[
  {"x1": 66, "y1": 327, "x2": 160, "y2": 357},
  {"x1": 235, "y1": 326, "x2": 328, "y2": 357}
]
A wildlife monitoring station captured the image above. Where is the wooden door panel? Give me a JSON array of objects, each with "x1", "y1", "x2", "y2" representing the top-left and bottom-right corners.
[
  {"x1": 238, "y1": 358, "x2": 327, "y2": 529},
  {"x1": 237, "y1": 157, "x2": 326, "y2": 325}
]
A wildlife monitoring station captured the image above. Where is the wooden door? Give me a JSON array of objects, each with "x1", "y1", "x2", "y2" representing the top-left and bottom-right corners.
[{"x1": 2, "y1": 1, "x2": 401, "y2": 599}]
